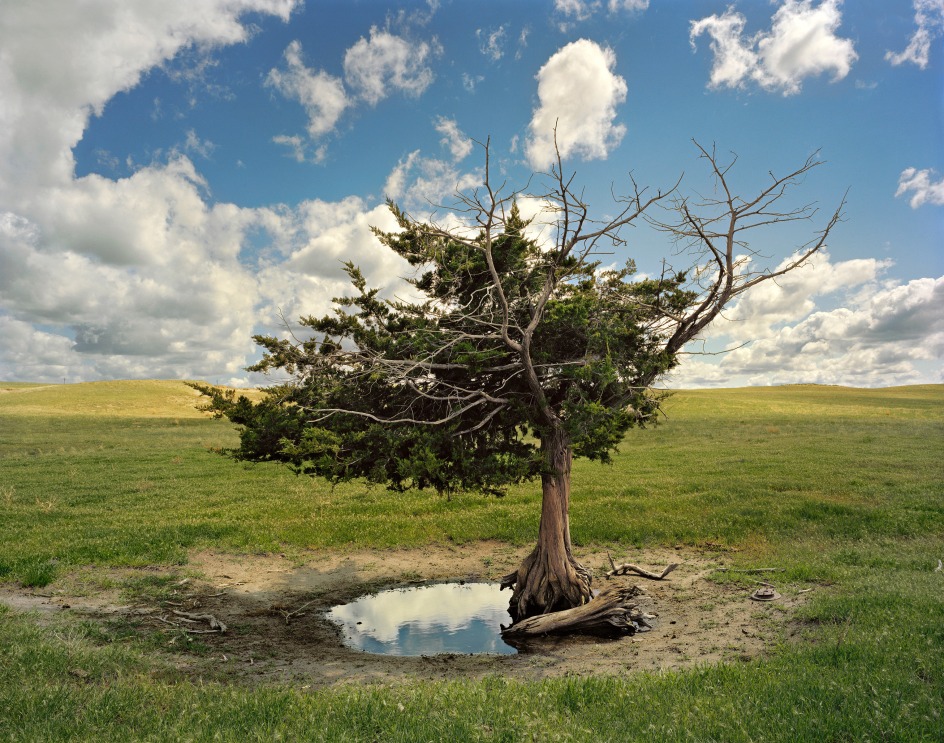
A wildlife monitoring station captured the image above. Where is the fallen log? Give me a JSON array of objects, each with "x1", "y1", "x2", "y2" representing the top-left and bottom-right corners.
[{"x1": 501, "y1": 585, "x2": 646, "y2": 640}]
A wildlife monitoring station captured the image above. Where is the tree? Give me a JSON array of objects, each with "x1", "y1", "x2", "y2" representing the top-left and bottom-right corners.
[{"x1": 196, "y1": 138, "x2": 843, "y2": 630}]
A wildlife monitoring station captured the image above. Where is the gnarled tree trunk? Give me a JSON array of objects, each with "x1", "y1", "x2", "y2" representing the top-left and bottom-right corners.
[{"x1": 502, "y1": 428, "x2": 592, "y2": 622}]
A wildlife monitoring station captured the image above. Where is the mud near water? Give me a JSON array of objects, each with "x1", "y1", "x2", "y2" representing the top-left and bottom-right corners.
[{"x1": 0, "y1": 543, "x2": 809, "y2": 688}]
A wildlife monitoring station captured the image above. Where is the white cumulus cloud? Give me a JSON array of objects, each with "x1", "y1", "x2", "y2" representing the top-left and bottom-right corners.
[
  {"x1": 690, "y1": 0, "x2": 857, "y2": 95},
  {"x1": 0, "y1": 0, "x2": 418, "y2": 383},
  {"x1": 886, "y1": 0, "x2": 944, "y2": 68},
  {"x1": 715, "y1": 276, "x2": 944, "y2": 387},
  {"x1": 434, "y1": 117, "x2": 473, "y2": 162},
  {"x1": 256, "y1": 198, "x2": 412, "y2": 327},
  {"x1": 525, "y1": 39, "x2": 627, "y2": 170},
  {"x1": 343, "y1": 26, "x2": 436, "y2": 105},
  {"x1": 608, "y1": 0, "x2": 649, "y2": 12},
  {"x1": 895, "y1": 167, "x2": 944, "y2": 208},
  {"x1": 668, "y1": 251, "x2": 943, "y2": 388},
  {"x1": 0, "y1": 0, "x2": 299, "y2": 202},
  {"x1": 266, "y1": 28, "x2": 437, "y2": 156},
  {"x1": 383, "y1": 150, "x2": 481, "y2": 212},
  {"x1": 266, "y1": 40, "x2": 350, "y2": 138},
  {"x1": 554, "y1": 0, "x2": 648, "y2": 21},
  {"x1": 723, "y1": 251, "x2": 893, "y2": 341}
]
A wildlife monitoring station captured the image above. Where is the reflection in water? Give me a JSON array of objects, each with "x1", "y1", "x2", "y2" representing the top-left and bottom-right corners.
[{"x1": 326, "y1": 582, "x2": 517, "y2": 656}]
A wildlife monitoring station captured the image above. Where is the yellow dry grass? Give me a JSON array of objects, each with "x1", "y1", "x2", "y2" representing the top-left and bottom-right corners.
[{"x1": 0, "y1": 379, "x2": 260, "y2": 419}]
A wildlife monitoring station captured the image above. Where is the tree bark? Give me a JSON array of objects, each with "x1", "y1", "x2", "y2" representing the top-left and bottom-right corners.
[{"x1": 501, "y1": 428, "x2": 593, "y2": 622}]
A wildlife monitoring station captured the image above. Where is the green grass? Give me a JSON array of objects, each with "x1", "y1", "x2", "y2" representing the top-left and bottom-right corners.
[{"x1": 1, "y1": 380, "x2": 942, "y2": 741}]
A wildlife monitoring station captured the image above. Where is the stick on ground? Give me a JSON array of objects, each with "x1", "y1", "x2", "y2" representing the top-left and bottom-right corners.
[{"x1": 606, "y1": 553, "x2": 681, "y2": 580}]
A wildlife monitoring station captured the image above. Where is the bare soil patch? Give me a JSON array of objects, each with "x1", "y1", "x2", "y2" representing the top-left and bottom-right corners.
[{"x1": 0, "y1": 543, "x2": 809, "y2": 688}]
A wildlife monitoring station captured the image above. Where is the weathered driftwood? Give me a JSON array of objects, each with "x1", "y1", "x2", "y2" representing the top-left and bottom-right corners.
[
  {"x1": 170, "y1": 610, "x2": 227, "y2": 633},
  {"x1": 501, "y1": 585, "x2": 646, "y2": 640},
  {"x1": 605, "y1": 553, "x2": 680, "y2": 580}
]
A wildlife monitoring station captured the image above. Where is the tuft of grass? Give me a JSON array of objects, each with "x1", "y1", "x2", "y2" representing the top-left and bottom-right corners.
[{"x1": 15, "y1": 558, "x2": 58, "y2": 588}]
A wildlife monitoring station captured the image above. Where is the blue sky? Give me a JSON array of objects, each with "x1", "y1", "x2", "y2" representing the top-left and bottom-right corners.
[{"x1": 0, "y1": 0, "x2": 941, "y2": 387}]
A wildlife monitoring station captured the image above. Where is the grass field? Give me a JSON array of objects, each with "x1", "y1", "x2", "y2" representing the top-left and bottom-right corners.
[{"x1": 1, "y1": 380, "x2": 942, "y2": 741}]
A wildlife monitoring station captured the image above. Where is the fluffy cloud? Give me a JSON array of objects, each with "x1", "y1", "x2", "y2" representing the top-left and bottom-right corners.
[
  {"x1": 554, "y1": 0, "x2": 648, "y2": 21},
  {"x1": 895, "y1": 167, "x2": 944, "y2": 208},
  {"x1": 886, "y1": 0, "x2": 944, "y2": 68},
  {"x1": 525, "y1": 40, "x2": 627, "y2": 170},
  {"x1": 256, "y1": 198, "x2": 412, "y2": 327},
  {"x1": 0, "y1": 162, "x2": 412, "y2": 382},
  {"x1": 0, "y1": 0, "x2": 298, "y2": 202},
  {"x1": 0, "y1": 316, "x2": 77, "y2": 382},
  {"x1": 343, "y1": 27, "x2": 436, "y2": 105},
  {"x1": 715, "y1": 277, "x2": 944, "y2": 387},
  {"x1": 690, "y1": 0, "x2": 857, "y2": 95},
  {"x1": 383, "y1": 150, "x2": 481, "y2": 212},
  {"x1": 266, "y1": 27, "x2": 437, "y2": 154},
  {"x1": 608, "y1": 0, "x2": 649, "y2": 11},
  {"x1": 434, "y1": 117, "x2": 473, "y2": 162},
  {"x1": 554, "y1": 0, "x2": 595, "y2": 22},
  {"x1": 723, "y1": 251, "x2": 892, "y2": 341},
  {"x1": 266, "y1": 41, "x2": 350, "y2": 138},
  {"x1": 668, "y1": 253, "x2": 943, "y2": 388},
  {"x1": 0, "y1": 0, "x2": 417, "y2": 383},
  {"x1": 0, "y1": 160, "x2": 263, "y2": 377}
]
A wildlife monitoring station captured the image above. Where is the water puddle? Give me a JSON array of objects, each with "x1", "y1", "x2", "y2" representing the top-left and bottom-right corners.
[{"x1": 326, "y1": 582, "x2": 517, "y2": 656}]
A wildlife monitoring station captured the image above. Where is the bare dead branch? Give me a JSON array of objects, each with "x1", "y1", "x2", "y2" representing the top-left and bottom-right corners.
[{"x1": 606, "y1": 553, "x2": 681, "y2": 580}]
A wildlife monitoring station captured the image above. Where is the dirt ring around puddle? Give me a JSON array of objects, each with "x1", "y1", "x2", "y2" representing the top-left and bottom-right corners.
[{"x1": 0, "y1": 543, "x2": 809, "y2": 688}]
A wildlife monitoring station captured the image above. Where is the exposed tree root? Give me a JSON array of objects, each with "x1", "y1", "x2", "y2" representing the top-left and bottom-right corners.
[{"x1": 501, "y1": 545, "x2": 592, "y2": 622}]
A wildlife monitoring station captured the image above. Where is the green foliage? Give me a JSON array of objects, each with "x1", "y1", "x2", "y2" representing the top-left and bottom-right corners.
[
  {"x1": 16, "y1": 558, "x2": 58, "y2": 588},
  {"x1": 200, "y1": 202, "x2": 694, "y2": 495}
]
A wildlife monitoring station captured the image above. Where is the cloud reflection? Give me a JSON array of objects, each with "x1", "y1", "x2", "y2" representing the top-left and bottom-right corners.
[{"x1": 326, "y1": 582, "x2": 516, "y2": 656}]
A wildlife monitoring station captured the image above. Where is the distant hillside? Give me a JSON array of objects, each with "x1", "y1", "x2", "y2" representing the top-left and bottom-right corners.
[
  {"x1": 2, "y1": 379, "x2": 940, "y2": 422},
  {"x1": 0, "y1": 380, "x2": 209, "y2": 418}
]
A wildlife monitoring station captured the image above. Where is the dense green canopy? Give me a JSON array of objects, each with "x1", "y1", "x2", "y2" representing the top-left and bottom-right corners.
[{"x1": 197, "y1": 202, "x2": 695, "y2": 496}]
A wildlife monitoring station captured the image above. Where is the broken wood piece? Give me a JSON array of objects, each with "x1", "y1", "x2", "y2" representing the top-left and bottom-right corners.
[
  {"x1": 171, "y1": 610, "x2": 227, "y2": 633},
  {"x1": 154, "y1": 615, "x2": 228, "y2": 634},
  {"x1": 605, "y1": 554, "x2": 680, "y2": 580},
  {"x1": 278, "y1": 599, "x2": 318, "y2": 625},
  {"x1": 501, "y1": 585, "x2": 645, "y2": 640}
]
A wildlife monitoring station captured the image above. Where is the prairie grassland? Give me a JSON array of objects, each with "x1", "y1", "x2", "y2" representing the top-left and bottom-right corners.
[{"x1": 0, "y1": 381, "x2": 942, "y2": 741}]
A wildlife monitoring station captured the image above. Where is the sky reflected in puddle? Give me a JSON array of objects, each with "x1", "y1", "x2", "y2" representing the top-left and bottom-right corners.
[{"x1": 326, "y1": 582, "x2": 517, "y2": 656}]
